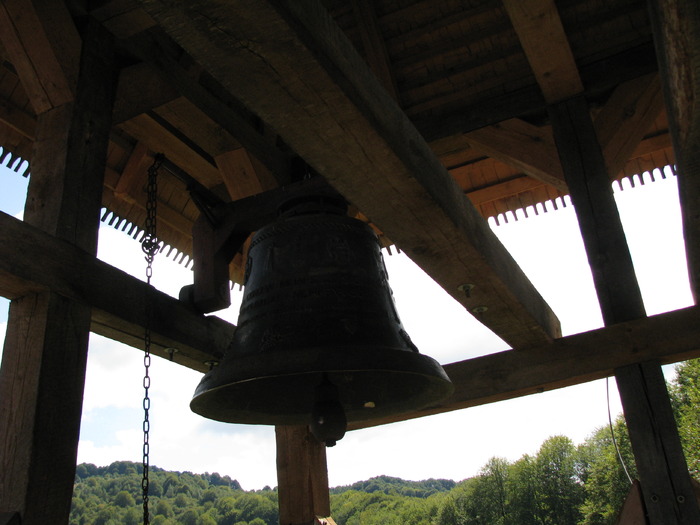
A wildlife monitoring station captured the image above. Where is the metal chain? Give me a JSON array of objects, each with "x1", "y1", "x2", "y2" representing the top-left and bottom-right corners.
[{"x1": 141, "y1": 153, "x2": 163, "y2": 525}]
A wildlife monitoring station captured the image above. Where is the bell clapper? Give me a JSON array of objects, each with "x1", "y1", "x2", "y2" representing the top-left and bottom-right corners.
[{"x1": 310, "y1": 375, "x2": 347, "y2": 447}]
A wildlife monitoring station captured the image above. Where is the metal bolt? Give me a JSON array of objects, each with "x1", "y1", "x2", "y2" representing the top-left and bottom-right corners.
[
  {"x1": 677, "y1": 495, "x2": 685, "y2": 503},
  {"x1": 458, "y1": 283, "x2": 475, "y2": 298},
  {"x1": 472, "y1": 306, "x2": 488, "y2": 314},
  {"x1": 651, "y1": 494, "x2": 659, "y2": 503},
  {"x1": 204, "y1": 360, "x2": 219, "y2": 370}
]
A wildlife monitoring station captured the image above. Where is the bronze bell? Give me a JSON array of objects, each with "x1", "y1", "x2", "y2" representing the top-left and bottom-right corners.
[{"x1": 190, "y1": 197, "x2": 453, "y2": 446}]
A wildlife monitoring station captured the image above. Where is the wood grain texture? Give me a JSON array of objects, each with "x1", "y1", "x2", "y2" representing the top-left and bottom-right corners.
[
  {"x1": 502, "y1": 0, "x2": 583, "y2": 103},
  {"x1": 138, "y1": 0, "x2": 561, "y2": 349},
  {"x1": 0, "y1": 19, "x2": 115, "y2": 524},
  {"x1": 0, "y1": 210, "x2": 234, "y2": 372},
  {"x1": 648, "y1": 0, "x2": 700, "y2": 302},
  {"x1": 465, "y1": 119, "x2": 567, "y2": 191},
  {"x1": 276, "y1": 426, "x2": 330, "y2": 525},
  {"x1": 0, "y1": 0, "x2": 79, "y2": 113},
  {"x1": 548, "y1": 95, "x2": 646, "y2": 325},
  {"x1": 616, "y1": 363, "x2": 700, "y2": 523},
  {"x1": 351, "y1": 304, "x2": 700, "y2": 430}
]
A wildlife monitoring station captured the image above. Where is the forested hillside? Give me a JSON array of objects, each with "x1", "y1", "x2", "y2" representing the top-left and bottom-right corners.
[{"x1": 70, "y1": 360, "x2": 700, "y2": 525}]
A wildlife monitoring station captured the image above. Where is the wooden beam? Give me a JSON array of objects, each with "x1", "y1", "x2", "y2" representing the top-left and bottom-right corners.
[
  {"x1": 466, "y1": 175, "x2": 545, "y2": 207},
  {"x1": 351, "y1": 304, "x2": 700, "y2": 429},
  {"x1": 0, "y1": 20, "x2": 115, "y2": 524},
  {"x1": 0, "y1": 210, "x2": 233, "y2": 373},
  {"x1": 122, "y1": 28, "x2": 291, "y2": 184},
  {"x1": 114, "y1": 142, "x2": 151, "y2": 204},
  {"x1": 2, "y1": 208, "x2": 700, "y2": 432},
  {"x1": 118, "y1": 112, "x2": 221, "y2": 189},
  {"x1": 139, "y1": 0, "x2": 561, "y2": 349},
  {"x1": 0, "y1": 0, "x2": 79, "y2": 114},
  {"x1": 414, "y1": 41, "x2": 659, "y2": 142},
  {"x1": 465, "y1": 118, "x2": 567, "y2": 192},
  {"x1": 216, "y1": 148, "x2": 279, "y2": 200},
  {"x1": 276, "y1": 426, "x2": 331, "y2": 525},
  {"x1": 648, "y1": 0, "x2": 700, "y2": 302},
  {"x1": 113, "y1": 62, "x2": 180, "y2": 124},
  {"x1": 595, "y1": 73, "x2": 666, "y2": 179},
  {"x1": 351, "y1": 0, "x2": 399, "y2": 101},
  {"x1": 0, "y1": 95, "x2": 36, "y2": 140},
  {"x1": 616, "y1": 362, "x2": 700, "y2": 523},
  {"x1": 549, "y1": 96, "x2": 646, "y2": 325},
  {"x1": 549, "y1": 94, "x2": 700, "y2": 523},
  {"x1": 502, "y1": 0, "x2": 583, "y2": 103}
]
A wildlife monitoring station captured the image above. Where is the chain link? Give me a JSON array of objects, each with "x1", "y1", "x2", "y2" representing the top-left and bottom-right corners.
[{"x1": 141, "y1": 153, "x2": 163, "y2": 525}]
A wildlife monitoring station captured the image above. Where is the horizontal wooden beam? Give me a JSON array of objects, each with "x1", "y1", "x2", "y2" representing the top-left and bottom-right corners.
[
  {"x1": 140, "y1": 0, "x2": 561, "y2": 349},
  {"x1": 351, "y1": 304, "x2": 700, "y2": 430},
  {"x1": 2, "y1": 209, "x2": 698, "y2": 432},
  {"x1": 0, "y1": 210, "x2": 233, "y2": 372}
]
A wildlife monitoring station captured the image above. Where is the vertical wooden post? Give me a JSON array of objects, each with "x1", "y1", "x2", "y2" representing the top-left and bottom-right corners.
[
  {"x1": 0, "y1": 19, "x2": 116, "y2": 524},
  {"x1": 276, "y1": 426, "x2": 331, "y2": 525},
  {"x1": 647, "y1": 0, "x2": 700, "y2": 302},
  {"x1": 549, "y1": 95, "x2": 700, "y2": 523}
]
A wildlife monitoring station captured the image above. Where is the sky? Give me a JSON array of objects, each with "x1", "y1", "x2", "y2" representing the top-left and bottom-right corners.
[{"x1": 0, "y1": 155, "x2": 694, "y2": 491}]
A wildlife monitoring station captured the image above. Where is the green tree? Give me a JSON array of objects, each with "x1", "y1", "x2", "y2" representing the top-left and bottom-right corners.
[
  {"x1": 534, "y1": 435, "x2": 584, "y2": 525},
  {"x1": 114, "y1": 490, "x2": 135, "y2": 508},
  {"x1": 179, "y1": 508, "x2": 199, "y2": 525},
  {"x1": 507, "y1": 454, "x2": 543, "y2": 525},
  {"x1": 477, "y1": 457, "x2": 509, "y2": 524},
  {"x1": 579, "y1": 418, "x2": 636, "y2": 525},
  {"x1": 669, "y1": 358, "x2": 700, "y2": 479}
]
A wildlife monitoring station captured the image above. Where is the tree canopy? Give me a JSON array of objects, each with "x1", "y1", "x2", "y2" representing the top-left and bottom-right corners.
[{"x1": 71, "y1": 359, "x2": 700, "y2": 524}]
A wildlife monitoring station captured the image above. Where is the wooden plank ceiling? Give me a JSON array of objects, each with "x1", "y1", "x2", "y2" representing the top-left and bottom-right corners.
[{"x1": 0, "y1": 0, "x2": 676, "y2": 356}]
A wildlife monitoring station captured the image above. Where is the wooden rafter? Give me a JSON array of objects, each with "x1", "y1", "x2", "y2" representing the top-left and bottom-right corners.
[
  {"x1": 351, "y1": 0, "x2": 399, "y2": 101},
  {"x1": 465, "y1": 118, "x2": 567, "y2": 192},
  {"x1": 595, "y1": 73, "x2": 666, "y2": 179},
  {"x1": 2, "y1": 210, "x2": 700, "y2": 432},
  {"x1": 648, "y1": 0, "x2": 700, "y2": 301},
  {"x1": 0, "y1": 0, "x2": 79, "y2": 113},
  {"x1": 122, "y1": 28, "x2": 292, "y2": 184},
  {"x1": 502, "y1": 0, "x2": 583, "y2": 103},
  {"x1": 139, "y1": 0, "x2": 561, "y2": 349}
]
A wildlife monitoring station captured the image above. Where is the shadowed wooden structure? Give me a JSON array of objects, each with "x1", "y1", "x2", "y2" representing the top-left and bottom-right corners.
[{"x1": 0, "y1": 0, "x2": 699, "y2": 523}]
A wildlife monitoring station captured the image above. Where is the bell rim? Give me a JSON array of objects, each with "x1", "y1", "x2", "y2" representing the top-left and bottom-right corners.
[{"x1": 190, "y1": 347, "x2": 453, "y2": 425}]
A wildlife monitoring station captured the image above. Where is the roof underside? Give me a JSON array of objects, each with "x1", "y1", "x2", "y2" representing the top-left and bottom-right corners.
[{"x1": 0, "y1": 0, "x2": 677, "y2": 353}]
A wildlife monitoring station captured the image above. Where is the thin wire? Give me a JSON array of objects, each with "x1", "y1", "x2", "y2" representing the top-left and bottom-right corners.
[{"x1": 607, "y1": 377, "x2": 633, "y2": 485}]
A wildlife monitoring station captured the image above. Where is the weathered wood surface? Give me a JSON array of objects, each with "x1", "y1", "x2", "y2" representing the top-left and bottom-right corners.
[
  {"x1": 548, "y1": 96, "x2": 646, "y2": 325},
  {"x1": 2, "y1": 209, "x2": 700, "y2": 431},
  {"x1": 617, "y1": 363, "x2": 700, "y2": 523},
  {"x1": 276, "y1": 426, "x2": 331, "y2": 525},
  {"x1": 595, "y1": 74, "x2": 665, "y2": 180},
  {"x1": 0, "y1": 0, "x2": 79, "y2": 114},
  {"x1": 648, "y1": 0, "x2": 700, "y2": 302},
  {"x1": 502, "y1": 0, "x2": 582, "y2": 103},
  {"x1": 138, "y1": 0, "x2": 562, "y2": 350},
  {"x1": 0, "y1": 18, "x2": 114, "y2": 525},
  {"x1": 550, "y1": 88, "x2": 699, "y2": 522},
  {"x1": 350, "y1": 304, "x2": 700, "y2": 430},
  {"x1": 465, "y1": 119, "x2": 566, "y2": 191},
  {"x1": 0, "y1": 211, "x2": 234, "y2": 373}
]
